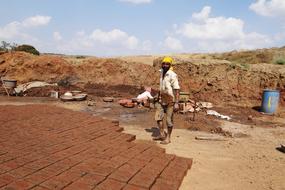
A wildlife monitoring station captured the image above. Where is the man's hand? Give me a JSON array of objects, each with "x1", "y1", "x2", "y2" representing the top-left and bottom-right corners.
[{"x1": 174, "y1": 102, "x2": 179, "y2": 112}]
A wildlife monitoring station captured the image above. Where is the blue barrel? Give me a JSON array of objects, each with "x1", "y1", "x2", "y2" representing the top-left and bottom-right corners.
[{"x1": 261, "y1": 89, "x2": 280, "y2": 114}]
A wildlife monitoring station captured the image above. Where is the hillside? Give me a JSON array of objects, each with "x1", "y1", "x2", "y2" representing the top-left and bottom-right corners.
[{"x1": 0, "y1": 48, "x2": 284, "y2": 106}]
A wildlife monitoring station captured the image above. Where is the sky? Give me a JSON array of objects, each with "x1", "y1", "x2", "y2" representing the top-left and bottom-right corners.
[{"x1": 0, "y1": 0, "x2": 285, "y2": 56}]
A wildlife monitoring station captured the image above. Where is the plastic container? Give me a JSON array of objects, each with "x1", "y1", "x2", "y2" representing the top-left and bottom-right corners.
[
  {"x1": 261, "y1": 89, "x2": 280, "y2": 114},
  {"x1": 2, "y1": 79, "x2": 17, "y2": 88}
]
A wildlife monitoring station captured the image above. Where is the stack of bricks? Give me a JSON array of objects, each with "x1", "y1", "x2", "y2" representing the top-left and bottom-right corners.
[{"x1": 0, "y1": 105, "x2": 192, "y2": 190}]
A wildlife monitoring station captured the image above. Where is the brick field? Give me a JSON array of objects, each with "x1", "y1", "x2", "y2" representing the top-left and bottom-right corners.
[{"x1": 0, "y1": 105, "x2": 192, "y2": 190}]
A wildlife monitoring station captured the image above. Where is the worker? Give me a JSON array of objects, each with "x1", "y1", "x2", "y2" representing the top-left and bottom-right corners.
[{"x1": 153, "y1": 56, "x2": 180, "y2": 144}]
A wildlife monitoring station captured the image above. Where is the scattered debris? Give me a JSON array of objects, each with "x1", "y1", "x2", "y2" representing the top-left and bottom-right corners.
[
  {"x1": 198, "y1": 101, "x2": 213, "y2": 109},
  {"x1": 74, "y1": 93, "x2": 87, "y2": 101},
  {"x1": 50, "y1": 90, "x2": 59, "y2": 98},
  {"x1": 103, "y1": 97, "x2": 114, "y2": 102},
  {"x1": 14, "y1": 81, "x2": 57, "y2": 94},
  {"x1": 276, "y1": 143, "x2": 285, "y2": 153},
  {"x1": 60, "y1": 91, "x2": 87, "y2": 101},
  {"x1": 195, "y1": 135, "x2": 227, "y2": 141},
  {"x1": 207, "y1": 110, "x2": 231, "y2": 120}
]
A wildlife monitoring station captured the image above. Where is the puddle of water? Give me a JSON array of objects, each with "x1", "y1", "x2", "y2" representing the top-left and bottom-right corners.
[{"x1": 120, "y1": 113, "x2": 136, "y2": 121}]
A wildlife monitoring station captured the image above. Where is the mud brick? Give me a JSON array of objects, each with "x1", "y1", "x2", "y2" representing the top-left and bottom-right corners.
[
  {"x1": 0, "y1": 160, "x2": 21, "y2": 172},
  {"x1": 24, "y1": 170, "x2": 54, "y2": 185},
  {"x1": 91, "y1": 163, "x2": 116, "y2": 177},
  {"x1": 123, "y1": 184, "x2": 148, "y2": 190},
  {"x1": 63, "y1": 181, "x2": 93, "y2": 190},
  {"x1": 141, "y1": 163, "x2": 165, "y2": 176},
  {"x1": 41, "y1": 162, "x2": 68, "y2": 176},
  {"x1": 128, "y1": 172, "x2": 157, "y2": 189},
  {"x1": 171, "y1": 157, "x2": 193, "y2": 169},
  {"x1": 150, "y1": 178, "x2": 179, "y2": 190},
  {"x1": 117, "y1": 133, "x2": 136, "y2": 142},
  {"x1": 0, "y1": 151, "x2": 7, "y2": 157},
  {"x1": 13, "y1": 157, "x2": 33, "y2": 167},
  {"x1": 159, "y1": 166, "x2": 186, "y2": 183},
  {"x1": 24, "y1": 159, "x2": 52, "y2": 171},
  {"x1": 75, "y1": 173, "x2": 105, "y2": 186},
  {"x1": 94, "y1": 178, "x2": 126, "y2": 190},
  {"x1": 0, "y1": 154, "x2": 15, "y2": 164},
  {"x1": 0, "y1": 174, "x2": 16, "y2": 188},
  {"x1": 70, "y1": 163, "x2": 94, "y2": 174},
  {"x1": 115, "y1": 126, "x2": 124, "y2": 132},
  {"x1": 2, "y1": 179, "x2": 35, "y2": 190},
  {"x1": 134, "y1": 153, "x2": 154, "y2": 163},
  {"x1": 83, "y1": 158, "x2": 105, "y2": 167},
  {"x1": 57, "y1": 158, "x2": 81, "y2": 169},
  {"x1": 56, "y1": 169, "x2": 84, "y2": 182},
  {"x1": 8, "y1": 166, "x2": 35, "y2": 179},
  {"x1": 99, "y1": 149, "x2": 120, "y2": 159},
  {"x1": 153, "y1": 154, "x2": 175, "y2": 164},
  {"x1": 109, "y1": 164, "x2": 141, "y2": 183},
  {"x1": 40, "y1": 175, "x2": 73, "y2": 190},
  {"x1": 29, "y1": 185, "x2": 50, "y2": 190},
  {"x1": 108, "y1": 156, "x2": 130, "y2": 168},
  {"x1": 128, "y1": 159, "x2": 148, "y2": 169}
]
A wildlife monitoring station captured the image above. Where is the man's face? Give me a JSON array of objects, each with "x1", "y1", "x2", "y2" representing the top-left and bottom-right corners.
[{"x1": 162, "y1": 62, "x2": 171, "y2": 71}]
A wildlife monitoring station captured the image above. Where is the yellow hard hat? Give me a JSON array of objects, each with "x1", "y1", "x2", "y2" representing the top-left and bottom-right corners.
[{"x1": 162, "y1": 56, "x2": 174, "y2": 65}]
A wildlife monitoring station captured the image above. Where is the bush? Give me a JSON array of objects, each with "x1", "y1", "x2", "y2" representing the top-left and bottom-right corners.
[
  {"x1": 274, "y1": 58, "x2": 285, "y2": 65},
  {"x1": 14, "y1": 44, "x2": 40, "y2": 55}
]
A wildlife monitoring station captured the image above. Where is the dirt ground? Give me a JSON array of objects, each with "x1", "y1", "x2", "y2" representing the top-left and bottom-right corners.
[
  {"x1": 0, "y1": 97, "x2": 284, "y2": 190},
  {"x1": 1, "y1": 50, "x2": 285, "y2": 189}
]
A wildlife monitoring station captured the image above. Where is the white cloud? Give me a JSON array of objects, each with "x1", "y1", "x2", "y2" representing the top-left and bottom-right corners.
[
  {"x1": 172, "y1": 6, "x2": 273, "y2": 52},
  {"x1": 90, "y1": 29, "x2": 139, "y2": 49},
  {"x1": 192, "y1": 6, "x2": 211, "y2": 21},
  {"x1": 250, "y1": 0, "x2": 285, "y2": 17},
  {"x1": 164, "y1": 37, "x2": 183, "y2": 51},
  {"x1": 53, "y1": 32, "x2": 62, "y2": 41},
  {"x1": 118, "y1": 0, "x2": 152, "y2": 4},
  {"x1": 22, "y1": 15, "x2": 51, "y2": 27},
  {"x1": 0, "y1": 15, "x2": 51, "y2": 41},
  {"x1": 54, "y1": 28, "x2": 152, "y2": 56}
]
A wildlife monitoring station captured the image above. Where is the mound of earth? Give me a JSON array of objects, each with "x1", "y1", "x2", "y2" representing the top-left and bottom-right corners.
[{"x1": 0, "y1": 51, "x2": 285, "y2": 106}]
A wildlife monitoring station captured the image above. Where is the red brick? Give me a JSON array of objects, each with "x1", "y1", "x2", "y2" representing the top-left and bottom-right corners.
[
  {"x1": 92, "y1": 164, "x2": 116, "y2": 177},
  {"x1": 24, "y1": 170, "x2": 53, "y2": 185},
  {"x1": 0, "y1": 160, "x2": 21, "y2": 172},
  {"x1": 150, "y1": 178, "x2": 179, "y2": 190},
  {"x1": 123, "y1": 184, "x2": 148, "y2": 190},
  {"x1": 63, "y1": 181, "x2": 93, "y2": 190},
  {"x1": 0, "y1": 174, "x2": 16, "y2": 188},
  {"x1": 40, "y1": 175, "x2": 73, "y2": 190},
  {"x1": 3, "y1": 179, "x2": 35, "y2": 190},
  {"x1": 109, "y1": 164, "x2": 140, "y2": 183},
  {"x1": 128, "y1": 172, "x2": 156, "y2": 189},
  {"x1": 8, "y1": 166, "x2": 35, "y2": 179},
  {"x1": 76, "y1": 174, "x2": 105, "y2": 186},
  {"x1": 94, "y1": 179, "x2": 126, "y2": 190},
  {"x1": 29, "y1": 186, "x2": 50, "y2": 190}
]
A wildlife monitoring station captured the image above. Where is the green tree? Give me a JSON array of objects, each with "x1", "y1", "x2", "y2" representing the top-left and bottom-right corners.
[{"x1": 14, "y1": 44, "x2": 40, "y2": 55}]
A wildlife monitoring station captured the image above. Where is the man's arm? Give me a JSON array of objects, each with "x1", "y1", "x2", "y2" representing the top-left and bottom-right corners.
[
  {"x1": 174, "y1": 89, "x2": 180, "y2": 103},
  {"x1": 173, "y1": 89, "x2": 180, "y2": 112}
]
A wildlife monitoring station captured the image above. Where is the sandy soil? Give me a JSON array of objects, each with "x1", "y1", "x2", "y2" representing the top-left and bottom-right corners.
[{"x1": 1, "y1": 97, "x2": 284, "y2": 190}]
